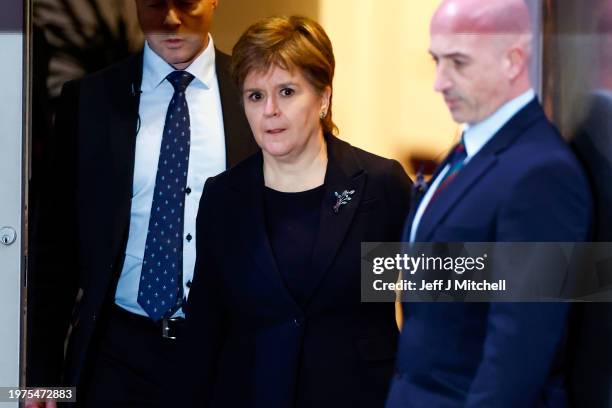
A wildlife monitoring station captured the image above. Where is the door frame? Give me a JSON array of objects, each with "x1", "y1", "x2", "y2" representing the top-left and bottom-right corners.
[{"x1": 0, "y1": 0, "x2": 28, "y2": 403}]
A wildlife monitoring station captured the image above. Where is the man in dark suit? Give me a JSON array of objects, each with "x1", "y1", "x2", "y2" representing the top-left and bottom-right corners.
[
  {"x1": 27, "y1": 1, "x2": 257, "y2": 406},
  {"x1": 386, "y1": 0, "x2": 592, "y2": 406}
]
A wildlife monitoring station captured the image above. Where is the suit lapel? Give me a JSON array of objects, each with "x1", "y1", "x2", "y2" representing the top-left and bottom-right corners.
[
  {"x1": 107, "y1": 53, "x2": 143, "y2": 256},
  {"x1": 228, "y1": 154, "x2": 302, "y2": 310},
  {"x1": 303, "y1": 135, "x2": 366, "y2": 305},
  {"x1": 416, "y1": 154, "x2": 497, "y2": 241},
  {"x1": 416, "y1": 98, "x2": 545, "y2": 241}
]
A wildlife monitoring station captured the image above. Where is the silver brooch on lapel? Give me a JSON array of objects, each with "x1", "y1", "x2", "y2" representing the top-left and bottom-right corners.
[{"x1": 333, "y1": 190, "x2": 355, "y2": 213}]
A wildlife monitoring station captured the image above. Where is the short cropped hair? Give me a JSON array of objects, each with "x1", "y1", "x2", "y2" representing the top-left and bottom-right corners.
[{"x1": 231, "y1": 15, "x2": 337, "y2": 135}]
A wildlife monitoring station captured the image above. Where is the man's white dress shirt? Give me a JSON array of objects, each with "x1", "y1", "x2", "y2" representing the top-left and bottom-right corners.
[{"x1": 115, "y1": 36, "x2": 226, "y2": 317}]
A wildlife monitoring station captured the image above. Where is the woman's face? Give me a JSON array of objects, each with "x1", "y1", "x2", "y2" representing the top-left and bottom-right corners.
[{"x1": 242, "y1": 64, "x2": 330, "y2": 162}]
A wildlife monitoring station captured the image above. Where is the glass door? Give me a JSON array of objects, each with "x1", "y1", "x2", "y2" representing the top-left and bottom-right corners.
[{"x1": 0, "y1": 1, "x2": 27, "y2": 406}]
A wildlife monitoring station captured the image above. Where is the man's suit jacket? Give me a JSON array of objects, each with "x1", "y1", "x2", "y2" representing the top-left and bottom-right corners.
[
  {"x1": 180, "y1": 134, "x2": 412, "y2": 408},
  {"x1": 27, "y1": 49, "x2": 258, "y2": 387},
  {"x1": 386, "y1": 99, "x2": 592, "y2": 408}
]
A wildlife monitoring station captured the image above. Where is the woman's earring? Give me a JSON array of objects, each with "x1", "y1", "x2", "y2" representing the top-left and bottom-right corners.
[{"x1": 320, "y1": 110, "x2": 327, "y2": 119}]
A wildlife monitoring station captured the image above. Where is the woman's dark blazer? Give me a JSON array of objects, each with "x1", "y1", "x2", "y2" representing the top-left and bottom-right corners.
[{"x1": 182, "y1": 134, "x2": 412, "y2": 408}]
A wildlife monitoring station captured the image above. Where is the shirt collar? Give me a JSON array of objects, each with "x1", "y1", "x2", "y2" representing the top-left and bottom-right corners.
[
  {"x1": 141, "y1": 34, "x2": 216, "y2": 92},
  {"x1": 462, "y1": 89, "x2": 536, "y2": 159}
]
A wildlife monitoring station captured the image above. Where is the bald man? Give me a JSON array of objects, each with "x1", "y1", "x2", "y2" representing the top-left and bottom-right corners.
[{"x1": 387, "y1": 0, "x2": 592, "y2": 407}]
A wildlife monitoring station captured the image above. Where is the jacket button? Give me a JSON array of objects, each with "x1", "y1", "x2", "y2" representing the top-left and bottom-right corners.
[
  {"x1": 92, "y1": 314, "x2": 96, "y2": 322},
  {"x1": 293, "y1": 318, "x2": 303, "y2": 327}
]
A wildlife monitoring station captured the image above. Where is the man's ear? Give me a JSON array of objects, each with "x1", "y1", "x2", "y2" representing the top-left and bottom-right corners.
[{"x1": 506, "y1": 46, "x2": 526, "y2": 81}]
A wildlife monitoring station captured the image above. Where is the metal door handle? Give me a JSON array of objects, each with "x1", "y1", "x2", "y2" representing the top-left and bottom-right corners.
[{"x1": 0, "y1": 227, "x2": 17, "y2": 246}]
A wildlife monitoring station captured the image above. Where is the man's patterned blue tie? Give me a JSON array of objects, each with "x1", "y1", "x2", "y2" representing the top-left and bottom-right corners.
[{"x1": 138, "y1": 70, "x2": 195, "y2": 321}]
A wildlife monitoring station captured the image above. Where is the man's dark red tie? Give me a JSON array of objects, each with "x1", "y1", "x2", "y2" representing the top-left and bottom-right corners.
[{"x1": 428, "y1": 140, "x2": 467, "y2": 204}]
